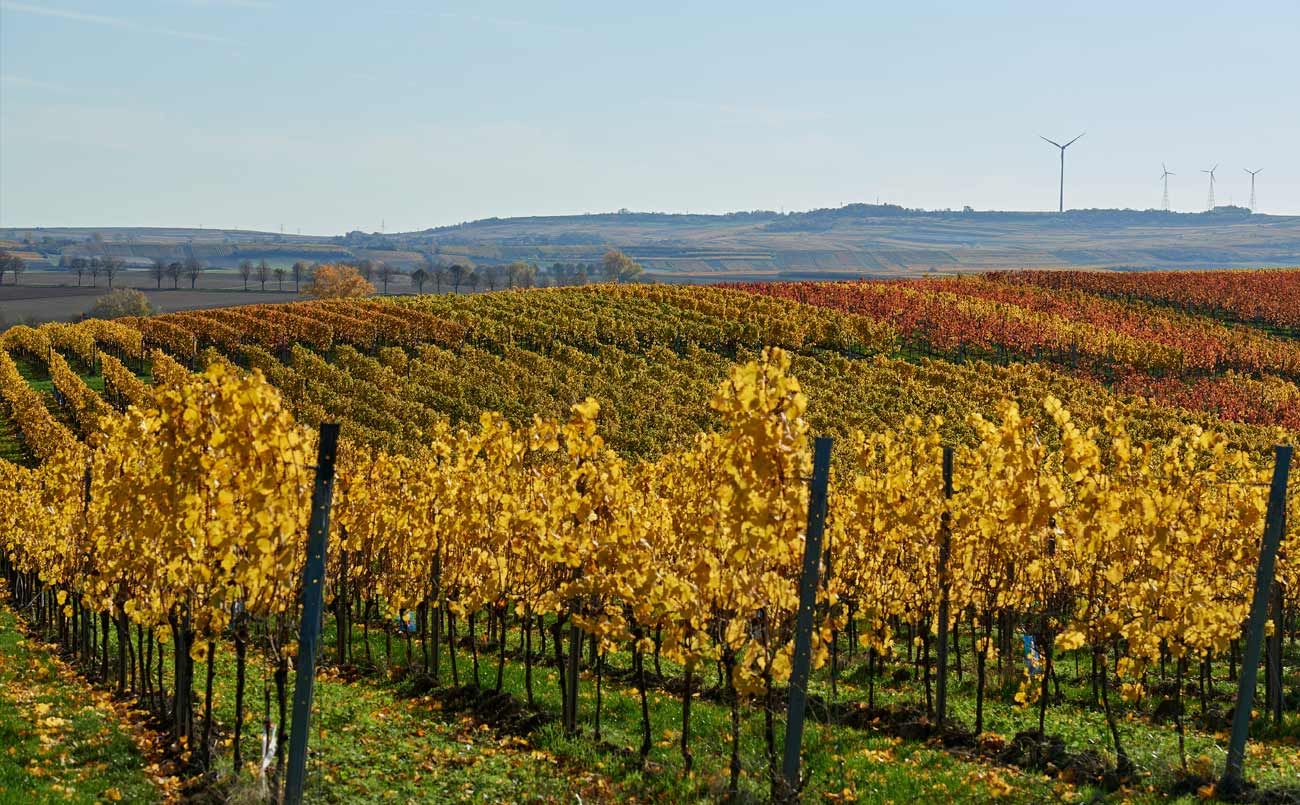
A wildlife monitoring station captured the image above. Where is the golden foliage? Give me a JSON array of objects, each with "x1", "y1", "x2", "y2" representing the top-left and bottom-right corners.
[{"x1": 302, "y1": 264, "x2": 375, "y2": 299}]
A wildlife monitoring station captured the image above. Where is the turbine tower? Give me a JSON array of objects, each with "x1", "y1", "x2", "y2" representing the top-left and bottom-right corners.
[
  {"x1": 1244, "y1": 168, "x2": 1262, "y2": 211},
  {"x1": 1040, "y1": 132, "x2": 1085, "y2": 213},
  {"x1": 1201, "y1": 165, "x2": 1218, "y2": 211},
  {"x1": 1160, "y1": 164, "x2": 1174, "y2": 211}
]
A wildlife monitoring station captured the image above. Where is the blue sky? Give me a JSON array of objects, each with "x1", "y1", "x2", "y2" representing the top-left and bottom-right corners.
[{"x1": 2, "y1": 1, "x2": 1297, "y2": 233}]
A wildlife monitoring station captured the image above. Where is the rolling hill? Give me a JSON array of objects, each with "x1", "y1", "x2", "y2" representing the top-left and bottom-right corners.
[{"x1": 6, "y1": 204, "x2": 1300, "y2": 280}]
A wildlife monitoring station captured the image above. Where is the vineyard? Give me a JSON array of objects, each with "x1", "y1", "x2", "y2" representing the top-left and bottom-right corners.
[{"x1": 0, "y1": 269, "x2": 1299, "y2": 803}]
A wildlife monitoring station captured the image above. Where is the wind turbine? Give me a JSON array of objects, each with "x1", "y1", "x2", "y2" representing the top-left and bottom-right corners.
[
  {"x1": 1244, "y1": 168, "x2": 1262, "y2": 211},
  {"x1": 1160, "y1": 164, "x2": 1174, "y2": 211},
  {"x1": 1201, "y1": 165, "x2": 1218, "y2": 211},
  {"x1": 1040, "y1": 132, "x2": 1085, "y2": 213}
]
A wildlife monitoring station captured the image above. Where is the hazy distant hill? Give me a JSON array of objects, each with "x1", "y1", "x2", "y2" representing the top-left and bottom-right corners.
[{"x1": 7, "y1": 205, "x2": 1300, "y2": 279}]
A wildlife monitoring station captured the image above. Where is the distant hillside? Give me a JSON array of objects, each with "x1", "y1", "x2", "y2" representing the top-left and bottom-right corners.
[{"x1": 6, "y1": 204, "x2": 1300, "y2": 279}]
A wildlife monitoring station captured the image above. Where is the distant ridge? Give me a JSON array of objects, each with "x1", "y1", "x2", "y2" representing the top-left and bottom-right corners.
[
  {"x1": 6, "y1": 204, "x2": 1299, "y2": 279},
  {"x1": 413, "y1": 202, "x2": 1271, "y2": 236}
]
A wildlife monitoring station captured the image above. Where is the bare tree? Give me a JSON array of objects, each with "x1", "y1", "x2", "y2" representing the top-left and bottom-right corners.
[
  {"x1": 239, "y1": 259, "x2": 253, "y2": 291},
  {"x1": 546, "y1": 262, "x2": 593, "y2": 286},
  {"x1": 431, "y1": 263, "x2": 448, "y2": 293},
  {"x1": 166, "y1": 261, "x2": 182, "y2": 289},
  {"x1": 274, "y1": 266, "x2": 287, "y2": 291},
  {"x1": 291, "y1": 261, "x2": 307, "y2": 293},
  {"x1": 505, "y1": 261, "x2": 534, "y2": 289},
  {"x1": 90, "y1": 234, "x2": 108, "y2": 288},
  {"x1": 184, "y1": 256, "x2": 204, "y2": 289},
  {"x1": 150, "y1": 258, "x2": 167, "y2": 289},
  {"x1": 482, "y1": 264, "x2": 505, "y2": 291},
  {"x1": 103, "y1": 256, "x2": 124, "y2": 288},
  {"x1": 519, "y1": 263, "x2": 538, "y2": 288},
  {"x1": 410, "y1": 267, "x2": 428, "y2": 293},
  {"x1": 376, "y1": 262, "x2": 398, "y2": 294},
  {"x1": 256, "y1": 259, "x2": 271, "y2": 291},
  {"x1": 70, "y1": 256, "x2": 88, "y2": 286},
  {"x1": 449, "y1": 263, "x2": 468, "y2": 293},
  {"x1": 0, "y1": 249, "x2": 17, "y2": 285}
]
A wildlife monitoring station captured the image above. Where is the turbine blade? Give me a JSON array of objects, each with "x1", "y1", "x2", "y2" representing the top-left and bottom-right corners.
[
  {"x1": 1040, "y1": 136, "x2": 1063, "y2": 148},
  {"x1": 1064, "y1": 132, "x2": 1086, "y2": 147}
]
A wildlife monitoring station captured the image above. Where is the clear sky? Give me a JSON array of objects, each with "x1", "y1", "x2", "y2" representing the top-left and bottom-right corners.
[{"x1": 2, "y1": 0, "x2": 1297, "y2": 233}]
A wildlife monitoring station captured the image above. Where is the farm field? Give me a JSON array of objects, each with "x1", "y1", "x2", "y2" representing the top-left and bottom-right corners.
[
  {"x1": 0, "y1": 278, "x2": 307, "y2": 327},
  {"x1": 0, "y1": 269, "x2": 1299, "y2": 803}
]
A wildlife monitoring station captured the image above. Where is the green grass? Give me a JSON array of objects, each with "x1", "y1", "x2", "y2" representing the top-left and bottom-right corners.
[
  {"x1": 95, "y1": 626, "x2": 621, "y2": 803},
  {"x1": 1, "y1": 353, "x2": 140, "y2": 463},
  {"x1": 7, "y1": 591, "x2": 1300, "y2": 803},
  {"x1": 324, "y1": 618, "x2": 1300, "y2": 802},
  {"x1": 840, "y1": 651, "x2": 1300, "y2": 798},
  {"x1": 0, "y1": 593, "x2": 160, "y2": 804},
  {"x1": 0, "y1": 406, "x2": 26, "y2": 465},
  {"x1": 4, "y1": 601, "x2": 1082, "y2": 803},
  {"x1": 298, "y1": 667, "x2": 603, "y2": 803},
  {"x1": 311, "y1": 621, "x2": 1084, "y2": 803}
]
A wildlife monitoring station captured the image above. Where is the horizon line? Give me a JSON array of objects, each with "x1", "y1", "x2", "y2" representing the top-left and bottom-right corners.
[{"x1": 3, "y1": 203, "x2": 1295, "y2": 239}]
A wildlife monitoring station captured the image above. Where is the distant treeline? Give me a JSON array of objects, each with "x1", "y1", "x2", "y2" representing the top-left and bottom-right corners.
[{"x1": 31, "y1": 250, "x2": 645, "y2": 295}]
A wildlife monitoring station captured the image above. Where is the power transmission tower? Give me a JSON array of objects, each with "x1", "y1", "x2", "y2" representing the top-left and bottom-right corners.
[{"x1": 1244, "y1": 168, "x2": 1262, "y2": 212}]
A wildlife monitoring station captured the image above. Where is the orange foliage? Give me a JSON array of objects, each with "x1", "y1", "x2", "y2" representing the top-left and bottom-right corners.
[{"x1": 302, "y1": 264, "x2": 375, "y2": 299}]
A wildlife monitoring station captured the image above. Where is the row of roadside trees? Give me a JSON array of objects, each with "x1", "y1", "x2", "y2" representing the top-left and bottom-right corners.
[
  {"x1": 249, "y1": 250, "x2": 645, "y2": 295},
  {"x1": 406, "y1": 250, "x2": 644, "y2": 294},
  {"x1": 56, "y1": 255, "x2": 203, "y2": 289},
  {"x1": 57, "y1": 255, "x2": 280, "y2": 292},
  {"x1": 36, "y1": 248, "x2": 646, "y2": 295},
  {"x1": 237, "y1": 259, "x2": 298, "y2": 292}
]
